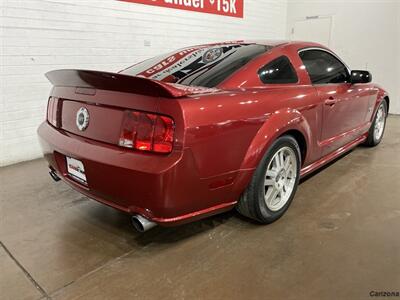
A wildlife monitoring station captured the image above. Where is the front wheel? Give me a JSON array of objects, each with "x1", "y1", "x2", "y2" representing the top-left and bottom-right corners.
[
  {"x1": 365, "y1": 101, "x2": 387, "y2": 147},
  {"x1": 236, "y1": 135, "x2": 301, "y2": 224}
]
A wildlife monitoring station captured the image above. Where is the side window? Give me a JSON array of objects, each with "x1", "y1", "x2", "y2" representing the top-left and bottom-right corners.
[
  {"x1": 258, "y1": 56, "x2": 298, "y2": 84},
  {"x1": 299, "y1": 50, "x2": 349, "y2": 84}
]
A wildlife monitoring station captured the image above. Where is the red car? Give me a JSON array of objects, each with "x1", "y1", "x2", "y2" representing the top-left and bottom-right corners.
[{"x1": 38, "y1": 41, "x2": 389, "y2": 232}]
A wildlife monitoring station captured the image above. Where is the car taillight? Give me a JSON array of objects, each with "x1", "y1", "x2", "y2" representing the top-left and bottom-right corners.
[
  {"x1": 47, "y1": 97, "x2": 59, "y2": 127},
  {"x1": 119, "y1": 111, "x2": 174, "y2": 154}
]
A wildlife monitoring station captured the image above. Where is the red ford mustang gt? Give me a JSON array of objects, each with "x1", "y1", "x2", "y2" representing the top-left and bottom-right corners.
[{"x1": 38, "y1": 40, "x2": 389, "y2": 232}]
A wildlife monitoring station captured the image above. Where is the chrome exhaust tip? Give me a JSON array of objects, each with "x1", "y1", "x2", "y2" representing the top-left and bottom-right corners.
[
  {"x1": 131, "y1": 215, "x2": 157, "y2": 232},
  {"x1": 49, "y1": 169, "x2": 61, "y2": 182}
]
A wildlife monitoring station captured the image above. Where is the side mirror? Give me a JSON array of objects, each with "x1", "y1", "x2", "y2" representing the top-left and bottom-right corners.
[{"x1": 350, "y1": 70, "x2": 372, "y2": 84}]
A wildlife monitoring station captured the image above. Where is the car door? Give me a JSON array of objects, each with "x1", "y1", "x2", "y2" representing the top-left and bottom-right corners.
[{"x1": 299, "y1": 49, "x2": 371, "y2": 156}]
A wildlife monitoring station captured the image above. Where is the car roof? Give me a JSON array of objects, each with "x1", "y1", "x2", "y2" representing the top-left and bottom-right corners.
[
  {"x1": 191, "y1": 40, "x2": 328, "y2": 50},
  {"x1": 247, "y1": 40, "x2": 327, "y2": 49},
  {"x1": 244, "y1": 40, "x2": 290, "y2": 47}
]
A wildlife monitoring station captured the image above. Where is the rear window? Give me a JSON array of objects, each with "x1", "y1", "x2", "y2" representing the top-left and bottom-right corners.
[{"x1": 121, "y1": 44, "x2": 272, "y2": 88}]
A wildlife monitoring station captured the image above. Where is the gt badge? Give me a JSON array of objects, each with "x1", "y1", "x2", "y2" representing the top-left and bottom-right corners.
[{"x1": 76, "y1": 107, "x2": 90, "y2": 131}]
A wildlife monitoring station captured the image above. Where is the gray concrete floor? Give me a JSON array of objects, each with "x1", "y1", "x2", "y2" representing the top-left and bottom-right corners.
[{"x1": 1, "y1": 116, "x2": 399, "y2": 300}]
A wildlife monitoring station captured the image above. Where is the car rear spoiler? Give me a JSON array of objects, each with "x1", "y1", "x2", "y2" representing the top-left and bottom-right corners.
[{"x1": 45, "y1": 69, "x2": 218, "y2": 98}]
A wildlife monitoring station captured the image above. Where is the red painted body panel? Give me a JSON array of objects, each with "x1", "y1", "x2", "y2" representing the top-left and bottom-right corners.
[{"x1": 37, "y1": 41, "x2": 388, "y2": 226}]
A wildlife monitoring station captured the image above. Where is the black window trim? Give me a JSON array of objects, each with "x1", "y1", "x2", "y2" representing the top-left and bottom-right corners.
[
  {"x1": 298, "y1": 47, "x2": 351, "y2": 85},
  {"x1": 257, "y1": 55, "x2": 299, "y2": 85}
]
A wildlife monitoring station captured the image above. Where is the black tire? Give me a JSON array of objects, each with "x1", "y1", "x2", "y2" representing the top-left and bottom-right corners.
[
  {"x1": 364, "y1": 101, "x2": 387, "y2": 147},
  {"x1": 236, "y1": 135, "x2": 301, "y2": 224}
]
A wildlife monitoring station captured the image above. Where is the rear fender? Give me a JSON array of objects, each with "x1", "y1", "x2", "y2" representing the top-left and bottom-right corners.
[{"x1": 233, "y1": 108, "x2": 311, "y2": 193}]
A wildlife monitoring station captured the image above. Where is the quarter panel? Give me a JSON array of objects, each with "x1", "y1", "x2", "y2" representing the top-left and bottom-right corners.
[
  {"x1": 180, "y1": 85, "x2": 321, "y2": 180},
  {"x1": 239, "y1": 104, "x2": 319, "y2": 171},
  {"x1": 180, "y1": 92, "x2": 268, "y2": 178}
]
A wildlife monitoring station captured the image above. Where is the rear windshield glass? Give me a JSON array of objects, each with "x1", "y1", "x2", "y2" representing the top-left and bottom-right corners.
[{"x1": 120, "y1": 44, "x2": 272, "y2": 87}]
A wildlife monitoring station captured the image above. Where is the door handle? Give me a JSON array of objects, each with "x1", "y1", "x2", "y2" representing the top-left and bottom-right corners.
[{"x1": 324, "y1": 97, "x2": 337, "y2": 106}]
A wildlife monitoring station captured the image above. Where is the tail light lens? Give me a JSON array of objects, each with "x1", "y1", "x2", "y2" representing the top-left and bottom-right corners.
[
  {"x1": 47, "y1": 97, "x2": 59, "y2": 127},
  {"x1": 119, "y1": 111, "x2": 174, "y2": 154}
]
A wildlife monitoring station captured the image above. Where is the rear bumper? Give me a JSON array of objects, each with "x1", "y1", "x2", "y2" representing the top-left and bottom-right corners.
[{"x1": 37, "y1": 122, "x2": 238, "y2": 225}]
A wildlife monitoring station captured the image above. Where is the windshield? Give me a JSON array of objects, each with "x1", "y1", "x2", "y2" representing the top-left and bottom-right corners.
[{"x1": 120, "y1": 43, "x2": 272, "y2": 87}]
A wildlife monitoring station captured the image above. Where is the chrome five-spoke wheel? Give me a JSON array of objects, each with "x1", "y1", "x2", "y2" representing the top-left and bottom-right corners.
[
  {"x1": 365, "y1": 101, "x2": 387, "y2": 147},
  {"x1": 236, "y1": 135, "x2": 301, "y2": 223},
  {"x1": 264, "y1": 146, "x2": 298, "y2": 211},
  {"x1": 374, "y1": 104, "x2": 386, "y2": 141}
]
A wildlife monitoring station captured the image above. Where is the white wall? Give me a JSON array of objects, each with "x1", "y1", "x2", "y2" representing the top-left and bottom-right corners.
[
  {"x1": 397, "y1": 2, "x2": 400, "y2": 112},
  {"x1": 286, "y1": 0, "x2": 400, "y2": 115},
  {"x1": 0, "y1": 0, "x2": 288, "y2": 167}
]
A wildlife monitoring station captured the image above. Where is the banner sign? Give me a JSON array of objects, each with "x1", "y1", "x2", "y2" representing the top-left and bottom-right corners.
[{"x1": 119, "y1": 0, "x2": 244, "y2": 18}]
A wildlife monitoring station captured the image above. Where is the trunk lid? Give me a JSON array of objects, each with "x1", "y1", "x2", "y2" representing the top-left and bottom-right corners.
[{"x1": 45, "y1": 69, "x2": 196, "y2": 150}]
